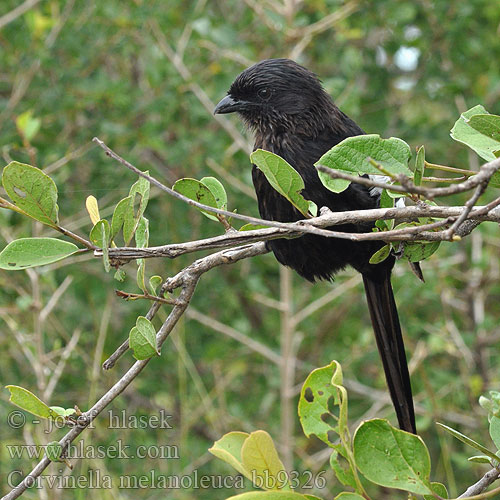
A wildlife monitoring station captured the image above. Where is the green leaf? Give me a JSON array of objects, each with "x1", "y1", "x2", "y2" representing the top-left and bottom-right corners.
[
  {"x1": 111, "y1": 195, "x2": 132, "y2": 240},
  {"x1": 90, "y1": 220, "x2": 111, "y2": 272},
  {"x1": 239, "y1": 223, "x2": 269, "y2": 231},
  {"x1": 114, "y1": 269, "x2": 126, "y2": 282},
  {"x1": 5, "y1": 385, "x2": 58, "y2": 419},
  {"x1": 135, "y1": 217, "x2": 149, "y2": 292},
  {"x1": 209, "y1": 431, "x2": 252, "y2": 480},
  {"x1": 90, "y1": 219, "x2": 110, "y2": 247},
  {"x1": 392, "y1": 223, "x2": 440, "y2": 262},
  {"x1": 123, "y1": 173, "x2": 150, "y2": 244},
  {"x1": 135, "y1": 216, "x2": 149, "y2": 248},
  {"x1": 201, "y1": 176, "x2": 228, "y2": 210},
  {"x1": 241, "y1": 430, "x2": 290, "y2": 490},
  {"x1": 489, "y1": 416, "x2": 500, "y2": 450},
  {"x1": 298, "y1": 360, "x2": 344, "y2": 447},
  {"x1": 0, "y1": 238, "x2": 78, "y2": 270},
  {"x1": 379, "y1": 189, "x2": 394, "y2": 209},
  {"x1": 316, "y1": 177, "x2": 351, "y2": 194},
  {"x1": 424, "y1": 482, "x2": 448, "y2": 500},
  {"x1": 329, "y1": 450, "x2": 356, "y2": 489},
  {"x1": 173, "y1": 178, "x2": 220, "y2": 221},
  {"x1": 49, "y1": 406, "x2": 76, "y2": 417},
  {"x1": 129, "y1": 172, "x2": 150, "y2": 217},
  {"x1": 226, "y1": 493, "x2": 312, "y2": 500},
  {"x1": 334, "y1": 494, "x2": 365, "y2": 500},
  {"x1": 353, "y1": 419, "x2": 433, "y2": 495},
  {"x1": 468, "y1": 114, "x2": 500, "y2": 144},
  {"x1": 450, "y1": 105, "x2": 500, "y2": 161},
  {"x1": 250, "y1": 149, "x2": 316, "y2": 218},
  {"x1": 436, "y1": 422, "x2": 499, "y2": 462},
  {"x1": 46, "y1": 441, "x2": 63, "y2": 462},
  {"x1": 414, "y1": 146, "x2": 425, "y2": 186},
  {"x1": 129, "y1": 316, "x2": 158, "y2": 360},
  {"x1": 403, "y1": 240, "x2": 440, "y2": 262},
  {"x1": 149, "y1": 275, "x2": 162, "y2": 295},
  {"x1": 375, "y1": 219, "x2": 388, "y2": 231},
  {"x1": 16, "y1": 110, "x2": 41, "y2": 142},
  {"x1": 369, "y1": 244, "x2": 391, "y2": 264},
  {"x1": 468, "y1": 455, "x2": 492, "y2": 464},
  {"x1": 479, "y1": 392, "x2": 500, "y2": 420},
  {"x1": 316, "y1": 135, "x2": 412, "y2": 194},
  {"x1": 2, "y1": 162, "x2": 59, "y2": 226}
]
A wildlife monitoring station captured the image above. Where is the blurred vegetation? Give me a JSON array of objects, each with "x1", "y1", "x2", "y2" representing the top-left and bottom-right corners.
[{"x1": 1, "y1": 0, "x2": 500, "y2": 498}]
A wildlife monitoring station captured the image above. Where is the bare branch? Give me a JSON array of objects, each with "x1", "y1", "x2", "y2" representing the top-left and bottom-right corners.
[{"x1": 457, "y1": 467, "x2": 500, "y2": 498}]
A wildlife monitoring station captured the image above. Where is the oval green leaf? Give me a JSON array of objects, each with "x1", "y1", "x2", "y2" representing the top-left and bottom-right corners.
[
  {"x1": 111, "y1": 195, "x2": 132, "y2": 240},
  {"x1": 403, "y1": 240, "x2": 440, "y2": 262},
  {"x1": 298, "y1": 361, "x2": 343, "y2": 447},
  {"x1": 369, "y1": 244, "x2": 391, "y2": 264},
  {"x1": 5, "y1": 385, "x2": 58, "y2": 419},
  {"x1": 250, "y1": 149, "x2": 313, "y2": 217},
  {"x1": 450, "y1": 105, "x2": 499, "y2": 162},
  {"x1": 16, "y1": 110, "x2": 41, "y2": 142},
  {"x1": 148, "y1": 275, "x2": 162, "y2": 295},
  {"x1": 353, "y1": 419, "x2": 433, "y2": 495},
  {"x1": 173, "y1": 178, "x2": 219, "y2": 221},
  {"x1": 241, "y1": 430, "x2": 290, "y2": 490},
  {"x1": 2, "y1": 162, "x2": 59, "y2": 226},
  {"x1": 129, "y1": 316, "x2": 158, "y2": 360},
  {"x1": 0, "y1": 238, "x2": 78, "y2": 270},
  {"x1": 316, "y1": 135, "x2": 412, "y2": 194},
  {"x1": 209, "y1": 431, "x2": 251, "y2": 480},
  {"x1": 201, "y1": 176, "x2": 228, "y2": 210}
]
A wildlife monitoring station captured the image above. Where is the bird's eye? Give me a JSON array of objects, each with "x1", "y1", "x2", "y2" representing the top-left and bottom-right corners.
[{"x1": 257, "y1": 87, "x2": 271, "y2": 100}]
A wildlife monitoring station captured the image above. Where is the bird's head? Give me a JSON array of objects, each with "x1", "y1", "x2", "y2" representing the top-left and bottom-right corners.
[{"x1": 214, "y1": 59, "x2": 334, "y2": 134}]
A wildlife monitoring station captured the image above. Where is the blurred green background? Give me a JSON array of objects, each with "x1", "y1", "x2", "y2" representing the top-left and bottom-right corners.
[{"x1": 1, "y1": 0, "x2": 500, "y2": 498}]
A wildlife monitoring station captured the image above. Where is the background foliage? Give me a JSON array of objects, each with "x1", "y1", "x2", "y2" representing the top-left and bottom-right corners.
[{"x1": 1, "y1": 0, "x2": 500, "y2": 498}]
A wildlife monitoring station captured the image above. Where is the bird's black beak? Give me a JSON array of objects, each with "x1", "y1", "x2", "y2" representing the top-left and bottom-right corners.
[{"x1": 214, "y1": 95, "x2": 249, "y2": 115}]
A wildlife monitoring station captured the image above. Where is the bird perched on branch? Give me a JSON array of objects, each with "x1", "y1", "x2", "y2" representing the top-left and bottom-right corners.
[{"x1": 214, "y1": 58, "x2": 416, "y2": 434}]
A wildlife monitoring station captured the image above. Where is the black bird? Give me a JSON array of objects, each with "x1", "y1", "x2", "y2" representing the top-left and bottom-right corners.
[{"x1": 214, "y1": 58, "x2": 416, "y2": 434}]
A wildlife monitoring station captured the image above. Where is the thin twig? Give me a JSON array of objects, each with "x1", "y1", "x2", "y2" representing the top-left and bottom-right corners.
[
  {"x1": 102, "y1": 242, "x2": 268, "y2": 369},
  {"x1": 316, "y1": 156, "x2": 500, "y2": 199},
  {"x1": 445, "y1": 181, "x2": 489, "y2": 239},
  {"x1": 456, "y1": 467, "x2": 500, "y2": 498}
]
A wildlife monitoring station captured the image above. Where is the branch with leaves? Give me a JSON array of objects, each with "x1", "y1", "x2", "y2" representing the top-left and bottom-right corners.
[{"x1": 2, "y1": 104, "x2": 500, "y2": 499}]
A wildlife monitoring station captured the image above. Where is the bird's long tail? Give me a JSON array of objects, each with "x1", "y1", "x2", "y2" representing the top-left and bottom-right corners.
[{"x1": 362, "y1": 272, "x2": 416, "y2": 434}]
